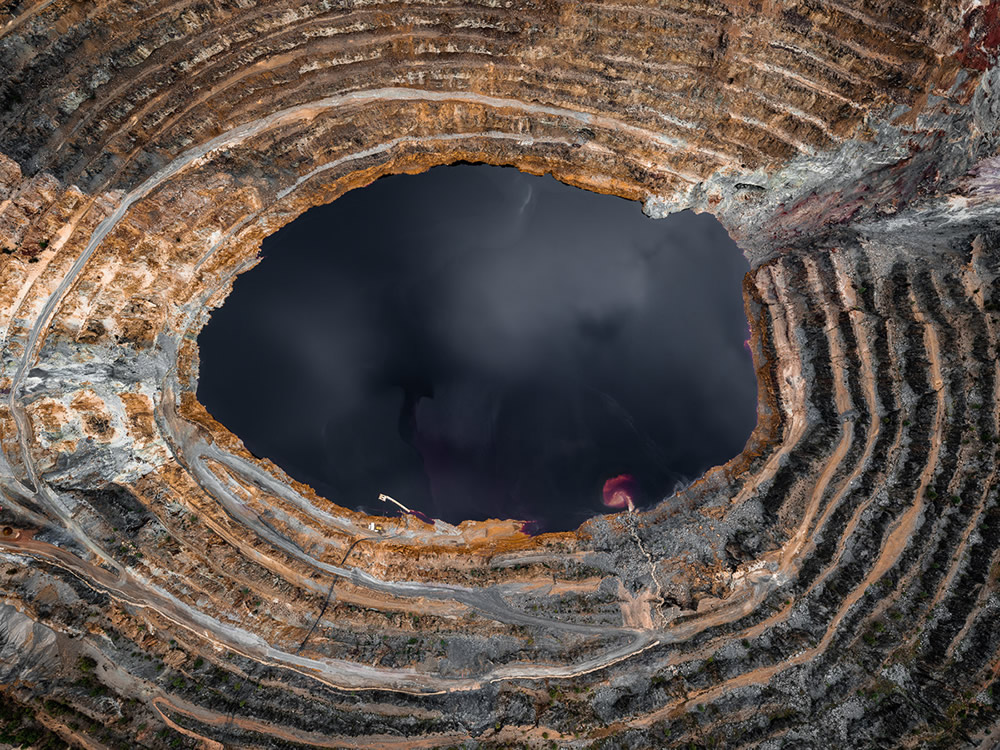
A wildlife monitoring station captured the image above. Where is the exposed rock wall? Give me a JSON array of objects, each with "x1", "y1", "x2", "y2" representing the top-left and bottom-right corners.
[{"x1": 0, "y1": 0, "x2": 999, "y2": 747}]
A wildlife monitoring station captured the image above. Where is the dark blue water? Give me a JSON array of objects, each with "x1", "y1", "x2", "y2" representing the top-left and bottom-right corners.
[{"x1": 197, "y1": 165, "x2": 757, "y2": 532}]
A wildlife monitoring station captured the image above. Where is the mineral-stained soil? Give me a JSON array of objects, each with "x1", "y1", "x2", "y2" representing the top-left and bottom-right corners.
[{"x1": 0, "y1": 0, "x2": 999, "y2": 747}]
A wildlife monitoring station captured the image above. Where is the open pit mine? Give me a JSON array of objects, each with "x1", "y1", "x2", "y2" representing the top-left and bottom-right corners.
[{"x1": 1, "y1": 0, "x2": 1000, "y2": 747}]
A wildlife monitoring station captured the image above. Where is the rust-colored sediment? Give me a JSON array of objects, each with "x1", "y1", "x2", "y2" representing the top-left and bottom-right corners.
[{"x1": 0, "y1": 0, "x2": 999, "y2": 746}]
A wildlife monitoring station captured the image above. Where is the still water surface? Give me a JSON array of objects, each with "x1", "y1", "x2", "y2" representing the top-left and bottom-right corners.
[{"x1": 197, "y1": 165, "x2": 757, "y2": 532}]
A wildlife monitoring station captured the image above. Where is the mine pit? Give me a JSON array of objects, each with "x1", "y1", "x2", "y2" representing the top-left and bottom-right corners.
[
  {"x1": 3, "y1": 0, "x2": 1000, "y2": 744},
  {"x1": 197, "y1": 164, "x2": 758, "y2": 532}
]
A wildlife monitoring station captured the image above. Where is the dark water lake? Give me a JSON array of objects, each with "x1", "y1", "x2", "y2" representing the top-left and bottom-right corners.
[{"x1": 197, "y1": 165, "x2": 757, "y2": 532}]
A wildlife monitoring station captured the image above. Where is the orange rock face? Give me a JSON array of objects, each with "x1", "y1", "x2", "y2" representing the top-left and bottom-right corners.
[{"x1": 0, "y1": 0, "x2": 999, "y2": 746}]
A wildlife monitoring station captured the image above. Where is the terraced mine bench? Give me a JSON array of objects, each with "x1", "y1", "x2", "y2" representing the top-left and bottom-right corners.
[{"x1": 0, "y1": 0, "x2": 999, "y2": 746}]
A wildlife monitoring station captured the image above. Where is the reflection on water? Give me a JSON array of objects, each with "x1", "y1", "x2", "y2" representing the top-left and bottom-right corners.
[{"x1": 197, "y1": 165, "x2": 757, "y2": 532}]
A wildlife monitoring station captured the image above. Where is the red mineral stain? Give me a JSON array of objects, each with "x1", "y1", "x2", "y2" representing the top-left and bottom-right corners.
[
  {"x1": 602, "y1": 474, "x2": 637, "y2": 511},
  {"x1": 957, "y1": 0, "x2": 1000, "y2": 72}
]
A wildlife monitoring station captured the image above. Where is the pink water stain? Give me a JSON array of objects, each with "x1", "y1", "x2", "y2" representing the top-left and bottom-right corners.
[{"x1": 602, "y1": 474, "x2": 638, "y2": 510}]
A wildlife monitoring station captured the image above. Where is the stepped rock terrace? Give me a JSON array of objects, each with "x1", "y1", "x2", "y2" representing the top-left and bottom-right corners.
[{"x1": 0, "y1": 0, "x2": 1000, "y2": 746}]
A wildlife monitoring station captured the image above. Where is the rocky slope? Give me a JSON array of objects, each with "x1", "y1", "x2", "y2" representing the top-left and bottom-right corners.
[{"x1": 0, "y1": 0, "x2": 999, "y2": 747}]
